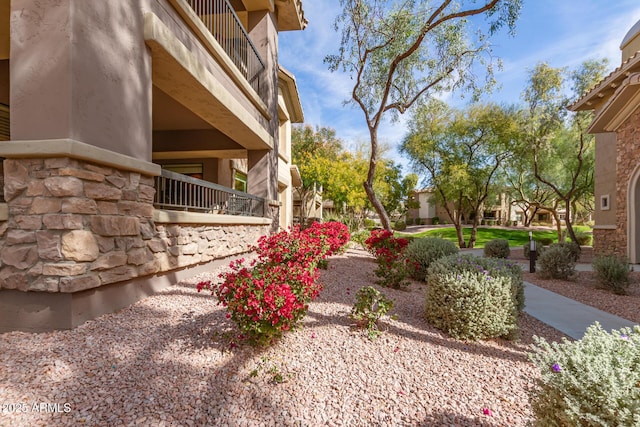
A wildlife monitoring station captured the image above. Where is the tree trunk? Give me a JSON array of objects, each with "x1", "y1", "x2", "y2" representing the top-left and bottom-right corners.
[
  {"x1": 552, "y1": 209, "x2": 562, "y2": 242},
  {"x1": 564, "y1": 200, "x2": 578, "y2": 243},
  {"x1": 365, "y1": 128, "x2": 392, "y2": 230}
]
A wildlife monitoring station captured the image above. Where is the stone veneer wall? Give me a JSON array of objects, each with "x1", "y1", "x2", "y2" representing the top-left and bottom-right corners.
[
  {"x1": 605, "y1": 108, "x2": 640, "y2": 258},
  {"x1": 0, "y1": 157, "x2": 268, "y2": 293}
]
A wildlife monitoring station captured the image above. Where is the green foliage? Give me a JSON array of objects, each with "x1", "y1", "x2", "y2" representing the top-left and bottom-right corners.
[
  {"x1": 350, "y1": 286, "x2": 394, "y2": 340},
  {"x1": 592, "y1": 255, "x2": 631, "y2": 295},
  {"x1": 484, "y1": 238, "x2": 510, "y2": 258},
  {"x1": 523, "y1": 241, "x2": 545, "y2": 259},
  {"x1": 350, "y1": 229, "x2": 370, "y2": 248},
  {"x1": 404, "y1": 237, "x2": 458, "y2": 281},
  {"x1": 325, "y1": 0, "x2": 522, "y2": 229},
  {"x1": 550, "y1": 241, "x2": 581, "y2": 262},
  {"x1": 537, "y1": 237, "x2": 554, "y2": 246},
  {"x1": 431, "y1": 216, "x2": 439, "y2": 225},
  {"x1": 393, "y1": 220, "x2": 406, "y2": 231},
  {"x1": 575, "y1": 231, "x2": 592, "y2": 246},
  {"x1": 425, "y1": 254, "x2": 524, "y2": 340},
  {"x1": 398, "y1": 226, "x2": 557, "y2": 249},
  {"x1": 363, "y1": 218, "x2": 376, "y2": 228},
  {"x1": 529, "y1": 323, "x2": 640, "y2": 427},
  {"x1": 537, "y1": 245, "x2": 576, "y2": 280}
]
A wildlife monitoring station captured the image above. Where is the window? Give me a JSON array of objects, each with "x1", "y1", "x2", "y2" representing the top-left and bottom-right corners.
[
  {"x1": 163, "y1": 163, "x2": 203, "y2": 179},
  {"x1": 601, "y1": 194, "x2": 610, "y2": 211},
  {"x1": 234, "y1": 171, "x2": 247, "y2": 192}
]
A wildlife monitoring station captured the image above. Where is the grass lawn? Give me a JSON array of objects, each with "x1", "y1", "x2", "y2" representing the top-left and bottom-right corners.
[{"x1": 397, "y1": 226, "x2": 591, "y2": 248}]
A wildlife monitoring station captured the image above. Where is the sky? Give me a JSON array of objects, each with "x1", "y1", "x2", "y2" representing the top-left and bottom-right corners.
[{"x1": 278, "y1": 0, "x2": 640, "y2": 174}]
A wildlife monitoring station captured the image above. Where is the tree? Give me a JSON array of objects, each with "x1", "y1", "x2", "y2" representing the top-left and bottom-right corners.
[
  {"x1": 291, "y1": 125, "x2": 344, "y2": 223},
  {"x1": 402, "y1": 101, "x2": 519, "y2": 248},
  {"x1": 325, "y1": 0, "x2": 522, "y2": 231},
  {"x1": 522, "y1": 60, "x2": 608, "y2": 242}
]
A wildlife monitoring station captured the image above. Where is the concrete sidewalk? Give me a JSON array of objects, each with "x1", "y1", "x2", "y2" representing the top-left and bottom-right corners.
[
  {"x1": 458, "y1": 248, "x2": 637, "y2": 339},
  {"x1": 523, "y1": 281, "x2": 637, "y2": 339}
]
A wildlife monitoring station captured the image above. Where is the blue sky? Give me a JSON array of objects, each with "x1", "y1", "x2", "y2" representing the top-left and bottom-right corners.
[{"x1": 279, "y1": 0, "x2": 640, "y2": 173}]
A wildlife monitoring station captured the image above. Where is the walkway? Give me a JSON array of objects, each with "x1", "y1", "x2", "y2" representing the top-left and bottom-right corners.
[
  {"x1": 523, "y1": 281, "x2": 637, "y2": 340},
  {"x1": 458, "y1": 247, "x2": 638, "y2": 339}
]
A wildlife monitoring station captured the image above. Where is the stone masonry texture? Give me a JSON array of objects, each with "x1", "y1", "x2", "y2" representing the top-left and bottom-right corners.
[{"x1": 0, "y1": 157, "x2": 268, "y2": 293}]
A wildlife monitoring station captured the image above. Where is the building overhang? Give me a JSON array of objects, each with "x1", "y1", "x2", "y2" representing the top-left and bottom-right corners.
[
  {"x1": 144, "y1": 12, "x2": 274, "y2": 151},
  {"x1": 588, "y1": 73, "x2": 640, "y2": 133},
  {"x1": 570, "y1": 50, "x2": 640, "y2": 112},
  {"x1": 278, "y1": 65, "x2": 304, "y2": 123},
  {"x1": 290, "y1": 165, "x2": 302, "y2": 187}
]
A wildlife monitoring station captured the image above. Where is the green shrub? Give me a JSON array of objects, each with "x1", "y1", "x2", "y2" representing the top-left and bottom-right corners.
[
  {"x1": 551, "y1": 241, "x2": 581, "y2": 262},
  {"x1": 350, "y1": 229, "x2": 370, "y2": 248},
  {"x1": 575, "y1": 231, "x2": 592, "y2": 246},
  {"x1": 350, "y1": 286, "x2": 394, "y2": 340},
  {"x1": 425, "y1": 254, "x2": 524, "y2": 340},
  {"x1": 538, "y1": 237, "x2": 554, "y2": 246},
  {"x1": 393, "y1": 220, "x2": 407, "y2": 231},
  {"x1": 529, "y1": 323, "x2": 640, "y2": 427},
  {"x1": 405, "y1": 217, "x2": 414, "y2": 226},
  {"x1": 592, "y1": 255, "x2": 631, "y2": 295},
  {"x1": 404, "y1": 237, "x2": 458, "y2": 281},
  {"x1": 484, "y1": 238, "x2": 510, "y2": 258},
  {"x1": 537, "y1": 245, "x2": 576, "y2": 280},
  {"x1": 363, "y1": 218, "x2": 376, "y2": 229},
  {"x1": 431, "y1": 216, "x2": 439, "y2": 225}
]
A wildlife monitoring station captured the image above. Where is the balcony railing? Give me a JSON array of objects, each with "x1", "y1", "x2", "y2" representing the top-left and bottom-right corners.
[
  {"x1": 154, "y1": 169, "x2": 266, "y2": 217},
  {"x1": 186, "y1": 0, "x2": 267, "y2": 103}
]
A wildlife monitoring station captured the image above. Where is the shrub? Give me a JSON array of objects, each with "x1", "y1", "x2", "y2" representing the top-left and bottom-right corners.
[
  {"x1": 404, "y1": 237, "x2": 458, "y2": 281},
  {"x1": 551, "y1": 241, "x2": 581, "y2": 262},
  {"x1": 575, "y1": 231, "x2": 592, "y2": 246},
  {"x1": 538, "y1": 237, "x2": 554, "y2": 246},
  {"x1": 536, "y1": 244, "x2": 576, "y2": 280},
  {"x1": 592, "y1": 255, "x2": 631, "y2": 295},
  {"x1": 405, "y1": 217, "x2": 414, "y2": 226},
  {"x1": 393, "y1": 220, "x2": 407, "y2": 231},
  {"x1": 350, "y1": 286, "x2": 394, "y2": 340},
  {"x1": 363, "y1": 218, "x2": 376, "y2": 229},
  {"x1": 365, "y1": 229, "x2": 410, "y2": 289},
  {"x1": 198, "y1": 222, "x2": 350, "y2": 346},
  {"x1": 529, "y1": 323, "x2": 640, "y2": 427},
  {"x1": 484, "y1": 238, "x2": 510, "y2": 259},
  {"x1": 350, "y1": 229, "x2": 370, "y2": 248},
  {"x1": 431, "y1": 216, "x2": 439, "y2": 225},
  {"x1": 425, "y1": 254, "x2": 524, "y2": 340}
]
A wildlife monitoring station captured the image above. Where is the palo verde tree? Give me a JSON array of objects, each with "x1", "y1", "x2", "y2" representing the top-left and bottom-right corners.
[
  {"x1": 522, "y1": 60, "x2": 608, "y2": 243},
  {"x1": 402, "y1": 101, "x2": 520, "y2": 248},
  {"x1": 325, "y1": 0, "x2": 522, "y2": 230}
]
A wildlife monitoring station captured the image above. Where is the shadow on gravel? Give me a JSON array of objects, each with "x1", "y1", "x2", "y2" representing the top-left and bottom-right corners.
[{"x1": 417, "y1": 410, "x2": 497, "y2": 426}]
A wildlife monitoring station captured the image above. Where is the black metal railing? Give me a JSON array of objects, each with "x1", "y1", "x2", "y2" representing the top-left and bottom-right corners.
[
  {"x1": 185, "y1": 0, "x2": 267, "y2": 103},
  {"x1": 154, "y1": 169, "x2": 266, "y2": 217}
]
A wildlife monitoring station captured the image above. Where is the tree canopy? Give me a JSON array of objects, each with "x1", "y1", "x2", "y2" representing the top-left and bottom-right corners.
[{"x1": 326, "y1": 0, "x2": 522, "y2": 230}]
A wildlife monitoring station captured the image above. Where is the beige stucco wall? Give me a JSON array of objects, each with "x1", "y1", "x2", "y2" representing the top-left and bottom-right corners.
[
  {"x1": 594, "y1": 132, "x2": 617, "y2": 226},
  {"x1": 10, "y1": 0, "x2": 153, "y2": 160}
]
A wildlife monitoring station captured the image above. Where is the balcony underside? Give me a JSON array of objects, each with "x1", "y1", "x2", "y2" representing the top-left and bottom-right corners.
[{"x1": 144, "y1": 12, "x2": 274, "y2": 152}]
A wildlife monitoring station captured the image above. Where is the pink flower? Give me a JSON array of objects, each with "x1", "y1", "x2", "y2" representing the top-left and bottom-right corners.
[
  {"x1": 482, "y1": 408, "x2": 493, "y2": 416},
  {"x1": 311, "y1": 332, "x2": 317, "y2": 339}
]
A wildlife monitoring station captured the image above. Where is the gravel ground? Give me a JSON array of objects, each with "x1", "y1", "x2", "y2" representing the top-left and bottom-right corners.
[{"x1": 1, "y1": 248, "x2": 575, "y2": 427}]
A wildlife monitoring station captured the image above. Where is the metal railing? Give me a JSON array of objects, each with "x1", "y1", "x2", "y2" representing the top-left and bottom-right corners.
[
  {"x1": 186, "y1": 0, "x2": 267, "y2": 103},
  {"x1": 154, "y1": 169, "x2": 266, "y2": 217}
]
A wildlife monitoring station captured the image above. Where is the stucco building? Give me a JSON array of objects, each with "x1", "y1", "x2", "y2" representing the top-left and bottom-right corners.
[
  {"x1": 571, "y1": 19, "x2": 640, "y2": 262},
  {"x1": 0, "y1": 0, "x2": 306, "y2": 331}
]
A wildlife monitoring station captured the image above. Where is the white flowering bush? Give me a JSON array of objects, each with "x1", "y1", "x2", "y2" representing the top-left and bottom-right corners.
[{"x1": 529, "y1": 322, "x2": 640, "y2": 426}]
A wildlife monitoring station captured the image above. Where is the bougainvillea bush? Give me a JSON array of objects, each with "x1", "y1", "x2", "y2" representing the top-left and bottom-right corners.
[
  {"x1": 529, "y1": 323, "x2": 640, "y2": 426},
  {"x1": 198, "y1": 221, "x2": 350, "y2": 346},
  {"x1": 364, "y1": 229, "x2": 410, "y2": 289}
]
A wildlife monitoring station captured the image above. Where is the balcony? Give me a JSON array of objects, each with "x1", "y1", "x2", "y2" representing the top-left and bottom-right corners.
[
  {"x1": 184, "y1": 0, "x2": 267, "y2": 104},
  {"x1": 154, "y1": 169, "x2": 266, "y2": 217}
]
